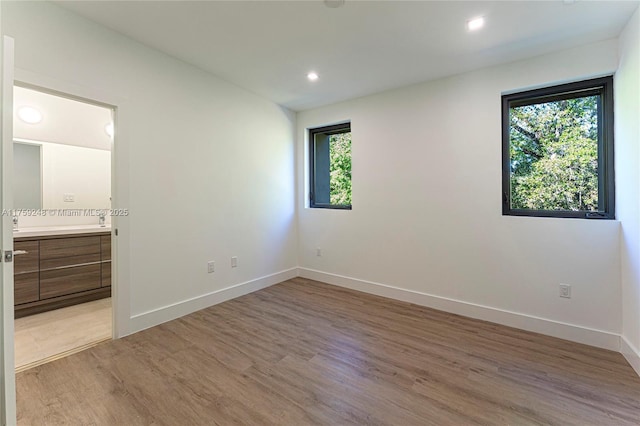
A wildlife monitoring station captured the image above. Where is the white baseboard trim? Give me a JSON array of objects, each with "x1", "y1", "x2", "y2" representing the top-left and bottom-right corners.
[
  {"x1": 297, "y1": 268, "x2": 620, "y2": 351},
  {"x1": 621, "y1": 335, "x2": 640, "y2": 377},
  {"x1": 130, "y1": 268, "x2": 298, "y2": 334}
]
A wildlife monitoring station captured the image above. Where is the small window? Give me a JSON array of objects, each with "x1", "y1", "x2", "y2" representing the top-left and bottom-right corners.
[
  {"x1": 502, "y1": 76, "x2": 614, "y2": 219},
  {"x1": 309, "y1": 123, "x2": 352, "y2": 209}
]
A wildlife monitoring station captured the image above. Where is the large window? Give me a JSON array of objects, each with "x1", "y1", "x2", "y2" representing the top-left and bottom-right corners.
[
  {"x1": 502, "y1": 76, "x2": 614, "y2": 219},
  {"x1": 309, "y1": 123, "x2": 352, "y2": 209}
]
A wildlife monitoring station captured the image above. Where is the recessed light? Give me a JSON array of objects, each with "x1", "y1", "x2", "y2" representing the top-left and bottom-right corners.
[
  {"x1": 105, "y1": 122, "x2": 114, "y2": 138},
  {"x1": 307, "y1": 72, "x2": 319, "y2": 81},
  {"x1": 467, "y1": 16, "x2": 485, "y2": 32},
  {"x1": 17, "y1": 106, "x2": 43, "y2": 124}
]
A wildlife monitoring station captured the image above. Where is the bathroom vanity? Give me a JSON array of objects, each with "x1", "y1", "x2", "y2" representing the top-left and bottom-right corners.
[{"x1": 13, "y1": 226, "x2": 111, "y2": 318}]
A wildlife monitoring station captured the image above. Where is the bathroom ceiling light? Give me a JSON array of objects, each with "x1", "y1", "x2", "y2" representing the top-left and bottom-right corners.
[
  {"x1": 307, "y1": 72, "x2": 319, "y2": 81},
  {"x1": 105, "y1": 122, "x2": 114, "y2": 138},
  {"x1": 17, "y1": 106, "x2": 43, "y2": 124},
  {"x1": 467, "y1": 16, "x2": 485, "y2": 31}
]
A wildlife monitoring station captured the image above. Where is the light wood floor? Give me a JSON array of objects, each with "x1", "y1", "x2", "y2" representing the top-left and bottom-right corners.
[
  {"x1": 16, "y1": 279, "x2": 640, "y2": 425},
  {"x1": 15, "y1": 298, "x2": 112, "y2": 371}
]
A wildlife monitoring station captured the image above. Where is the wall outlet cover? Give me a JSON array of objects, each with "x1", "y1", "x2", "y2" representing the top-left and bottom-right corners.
[{"x1": 559, "y1": 284, "x2": 571, "y2": 298}]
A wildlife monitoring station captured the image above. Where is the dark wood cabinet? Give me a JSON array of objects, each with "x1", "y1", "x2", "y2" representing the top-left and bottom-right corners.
[
  {"x1": 14, "y1": 231, "x2": 111, "y2": 318},
  {"x1": 14, "y1": 241, "x2": 40, "y2": 305},
  {"x1": 14, "y1": 241, "x2": 39, "y2": 274},
  {"x1": 101, "y1": 262, "x2": 111, "y2": 288},
  {"x1": 15, "y1": 272, "x2": 39, "y2": 305},
  {"x1": 101, "y1": 235, "x2": 112, "y2": 288},
  {"x1": 40, "y1": 264, "x2": 102, "y2": 300},
  {"x1": 101, "y1": 236, "x2": 111, "y2": 261},
  {"x1": 40, "y1": 236, "x2": 101, "y2": 271}
]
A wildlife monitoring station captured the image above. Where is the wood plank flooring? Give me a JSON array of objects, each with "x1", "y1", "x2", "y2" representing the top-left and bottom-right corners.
[
  {"x1": 15, "y1": 298, "x2": 112, "y2": 371},
  {"x1": 16, "y1": 278, "x2": 640, "y2": 425}
]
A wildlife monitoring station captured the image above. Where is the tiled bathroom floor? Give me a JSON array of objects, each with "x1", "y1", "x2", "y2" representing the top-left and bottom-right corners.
[{"x1": 14, "y1": 298, "x2": 112, "y2": 371}]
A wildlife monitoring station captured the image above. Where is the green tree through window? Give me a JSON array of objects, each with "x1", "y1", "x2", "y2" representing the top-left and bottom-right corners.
[
  {"x1": 309, "y1": 123, "x2": 352, "y2": 209},
  {"x1": 329, "y1": 132, "x2": 352, "y2": 205},
  {"x1": 510, "y1": 96, "x2": 598, "y2": 211},
  {"x1": 502, "y1": 77, "x2": 614, "y2": 219}
]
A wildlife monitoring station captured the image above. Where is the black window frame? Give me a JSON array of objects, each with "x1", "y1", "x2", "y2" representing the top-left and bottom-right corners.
[
  {"x1": 309, "y1": 122, "x2": 352, "y2": 210},
  {"x1": 501, "y1": 76, "x2": 615, "y2": 219}
]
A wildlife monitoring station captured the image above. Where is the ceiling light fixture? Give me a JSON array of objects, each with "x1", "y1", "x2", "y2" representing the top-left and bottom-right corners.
[
  {"x1": 467, "y1": 16, "x2": 485, "y2": 32},
  {"x1": 17, "y1": 106, "x2": 43, "y2": 124},
  {"x1": 307, "y1": 72, "x2": 319, "y2": 81},
  {"x1": 105, "y1": 122, "x2": 114, "y2": 138}
]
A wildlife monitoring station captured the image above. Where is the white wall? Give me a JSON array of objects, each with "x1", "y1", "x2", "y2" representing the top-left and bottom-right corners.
[
  {"x1": 616, "y1": 7, "x2": 640, "y2": 374},
  {"x1": 2, "y1": 1, "x2": 298, "y2": 334},
  {"x1": 297, "y1": 39, "x2": 623, "y2": 349}
]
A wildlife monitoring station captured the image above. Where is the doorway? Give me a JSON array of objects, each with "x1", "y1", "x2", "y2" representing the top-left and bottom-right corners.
[{"x1": 12, "y1": 84, "x2": 115, "y2": 370}]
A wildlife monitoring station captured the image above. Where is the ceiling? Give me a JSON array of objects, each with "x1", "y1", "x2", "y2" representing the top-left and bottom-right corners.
[
  {"x1": 14, "y1": 85, "x2": 113, "y2": 151},
  {"x1": 55, "y1": 0, "x2": 639, "y2": 111}
]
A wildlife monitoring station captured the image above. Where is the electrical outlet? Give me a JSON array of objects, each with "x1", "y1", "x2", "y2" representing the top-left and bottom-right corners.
[
  {"x1": 559, "y1": 284, "x2": 571, "y2": 298},
  {"x1": 316, "y1": 248, "x2": 322, "y2": 257},
  {"x1": 231, "y1": 256, "x2": 238, "y2": 268},
  {"x1": 207, "y1": 261, "x2": 215, "y2": 273}
]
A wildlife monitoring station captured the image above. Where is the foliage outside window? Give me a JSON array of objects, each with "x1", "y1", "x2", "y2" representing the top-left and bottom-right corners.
[
  {"x1": 502, "y1": 77, "x2": 614, "y2": 219},
  {"x1": 309, "y1": 123, "x2": 352, "y2": 209}
]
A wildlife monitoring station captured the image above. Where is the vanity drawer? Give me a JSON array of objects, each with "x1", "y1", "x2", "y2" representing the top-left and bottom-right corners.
[
  {"x1": 40, "y1": 236, "x2": 101, "y2": 270},
  {"x1": 101, "y1": 261, "x2": 111, "y2": 287},
  {"x1": 101, "y1": 236, "x2": 111, "y2": 261},
  {"x1": 40, "y1": 264, "x2": 101, "y2": 300},
  {"x1": 14, "y1": 272, "x2": 39, "y2": 305},
  {"x1": 14, "y1": 241, "x2": 39, "y2": 274}
]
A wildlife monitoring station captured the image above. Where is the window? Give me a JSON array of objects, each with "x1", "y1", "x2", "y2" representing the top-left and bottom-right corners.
[
  {"x1": 502, "y1": 76, "x2": 614, "y2": 219},
  {"x1": 309, "y1": 123, "x2": 352, "y2": 209}
]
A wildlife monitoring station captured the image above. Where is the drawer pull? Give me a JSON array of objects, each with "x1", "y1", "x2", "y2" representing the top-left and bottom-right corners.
[
  {"x1": 13, "y1": 250, "x2": 28, "y2": 256},
  {"x1": 46, "y1": 261, "x2": 104, "y2": 271}
]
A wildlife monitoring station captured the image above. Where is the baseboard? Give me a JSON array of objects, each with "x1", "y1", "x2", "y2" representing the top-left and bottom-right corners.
[
  {"x1": 127, "y1": 266, "x2": 636, "y2": 376},
  {"x1": 297, "y1": 268, "x2": 620, "y2": 351},
  {"x1": 621, "y1": 335, "x2": 640, "y2": 377},
  {"x1": 130, "y1": 268, "x2": 298, "y2": 333}
]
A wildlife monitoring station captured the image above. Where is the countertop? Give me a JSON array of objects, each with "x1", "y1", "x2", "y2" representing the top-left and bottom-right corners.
[{"x1": 13, "y1": 224, "x2": 112, "y2": 238}]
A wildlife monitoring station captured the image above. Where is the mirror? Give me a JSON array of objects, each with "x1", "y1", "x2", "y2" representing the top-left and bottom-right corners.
[
  {"x1": 14, "y1": 142, "x2": 42, "y2": 209},
  {"x1": 13, "y1": 139, "x2": 111, "y2": 210}
]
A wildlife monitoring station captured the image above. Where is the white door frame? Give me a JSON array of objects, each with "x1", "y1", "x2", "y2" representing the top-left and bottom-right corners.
[
  {"x1": 1, "y1": 35, "x2": 17, "y2": 426},
  {"x1": 12, "y1": 70, "x2": 130, "y2": 340}
]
